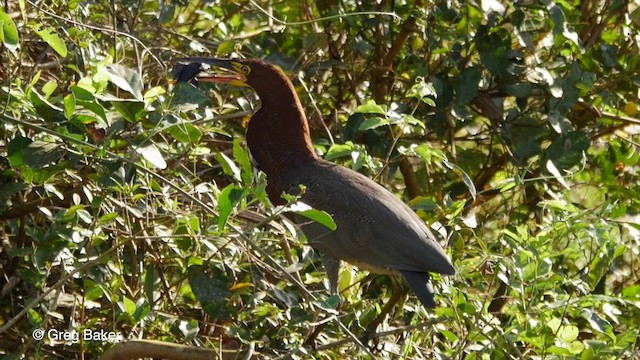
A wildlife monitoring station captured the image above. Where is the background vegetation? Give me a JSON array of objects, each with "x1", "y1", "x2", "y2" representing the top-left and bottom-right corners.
[{"x1": 1, "y1": 0, "x2": 639, "y2": 358}]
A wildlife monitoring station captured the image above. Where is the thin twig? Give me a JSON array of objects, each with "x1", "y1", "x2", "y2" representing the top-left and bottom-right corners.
[{"x1": 249, "y1": 0, "x2": 401, "y2": 26}]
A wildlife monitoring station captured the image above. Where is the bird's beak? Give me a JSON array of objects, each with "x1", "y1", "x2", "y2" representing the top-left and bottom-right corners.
[{"x1": 172, "y1": 58, "x2": 248, "y2": 87}]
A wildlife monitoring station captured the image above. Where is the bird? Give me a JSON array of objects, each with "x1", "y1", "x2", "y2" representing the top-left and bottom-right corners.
[{"x1": 172, "y1": 57, "x2": 455, "y2": 311}]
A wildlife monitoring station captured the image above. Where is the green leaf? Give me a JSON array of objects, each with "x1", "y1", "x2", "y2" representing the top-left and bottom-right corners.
[
  {"x1": 167, "y1": 123, "x2": 202, "y2": 143},
  {"x1": 216, "y1": 40, "x2": 236, "y2": 56},
  {"x1": 7, "y1": 136, "x2": 32, "y2": 167},
  {"x1": 476, "y1": 30, "x2": 510, "y2": 79},
  {"x1": 218, "y1": 185, "x2": 248, "y2": 230},
  {"x1": 110, "y1": 99, "x2": 145, "y2": 122},
  {"x1": 171, "y1": 82, "x2": 210, "y2": 105},
  {"x1": 407, "y1": 196, "x2": 439, "y2": 211},
  {"x1": 72, "y1": 85, "x2": 97, "y2": 101},
  {"x1": 438, "y1": 329, "x2": 459, "y2": 342},
  {"x1": 413, "y1": 143, "x2": 446, "y2": 164},
  {"x1": 0, "y1": 182, "x2": 28, "y2": 207},
  {"x1": 545, "y1": 159, "x2": 570, "y2": 189},
  {"x1": 547, "y1": 111, "x2": 573, "y2": 134},
  {"x1": 407, "y1": 79, "x2": 437, "y2": 104},
  {"x1": 217, "y1": 152, "x2": 241, "y2": 181},
  {"x1": 501, "y1": 119, "x2": 547, "y2": 164},
  {"x1": 542, "y1": 131, "x2": 590, "y2": 172},
  {"x1": 401, "y1": 114, "x2": 426, "y2": 129},
  {"x1": 547, "y1": 317, "x2": 562, "y2": 332},
  {"x1": 291, "y1": 206, "x2": 337, "y2": 231},
  {"x1": 358, "y1": 116, "x2": 388, "y2": 131},
  {"x1": 105, "y1": 64, "x2": 144, "y2": 100},
  {"x1": 442, "y1": 159, "x2": 477, "y2": 199},
  {"x1": 325, "y1": 142, "x2": 356, "y2": 160},
  {"x1": 272, "y1": 287, "x2": 298, "y2": 308},
  {"x1": 30, "y1": 91, "x2": 65, "y2": 122},
  {"x1": 120, "y1": 296, "x2": 136, "y2": 316},
  {"x1": 503, "y1": 82, "x2": 532, "y2": 98},
  {"x1": 615, "y1": 328, "x2": 638, "y2": 348},
  {"x1": 353, "y1": 100, "x2": 387, "y2": 115},
  {"x1": 622, "y1": 284, "x2": 640, "y2": 299},
  {"x1": 158, "y1": 4, "x2": 175, "y2": 24},
  {"x1": 178, "y1": 319, "x2": 200, "y2": 340},
  {"x1": 539, "y1": 199, "x2": 579, "y2": 213},
  {"x1": 33, "y1": 26, "x2": 67, "y2": 57},
  {"x1": 233, "y1": 138, "x2": 252, "y2": 183},
  {"x1": 549, "y1": 4, "x2": 567, "y2": 36},
  {"x1": 72, "y1": 86, "x2": 108, "y2": 123},
  {"x1": 581, "y1": 347, "x2": 595, "y2": 360},
  {"x1": 134, "y1": 144, "x2": 166, "y2": 169},
  {"x1": 24, "y1": 141, "x2": 65, "y2": 169},
  {"x1": 582, "y1": 309, "x2": 615, "y2": 341},
  {"x1": 132, "y1": 298, "x2": 150, "y2": 323},
  {"x1": 188, "y1": 266, "x2": 232, "y2": 318},
  {"x1": 313, "y1": 295, "x2": 341, "y2": 313},
  {"x1": 420, "y1": 97, "x2": 436, "y2": 107},
  {"x1": 27, "y1": 308, "x2": 43, "y2": 326},
  {"x1": 233, "y1": 138, "x2": 252, "y2": 170},
  {"x1": 454, "y1": 66, "x2": 481, "y2": 104},
  {"x1": 63, "y1": 93, "x2": 76, "y2": 119},
  {"x1": 0, "y1": 9, "x2": 19, "y2": 46},
  {"x1": 81, "y1": 281, "x2": 103, "y2": 302},
  {"x1": 99, "y1": 212, "x2": 119, "y2": 224},
  {"x1": 556, "y1": 324, "x2": 579, "y2": 343},
  {"x1": 42, "y1": 81, "x2": 57, "y2": 99},
  {"x1": 70, "y1": 114, "x2": 99, "y2": 126}
]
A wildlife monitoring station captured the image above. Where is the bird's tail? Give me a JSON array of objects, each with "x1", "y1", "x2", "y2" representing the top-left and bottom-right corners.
[{"x1": 400, "y1": 270, "x2": 437, "y2": 308}]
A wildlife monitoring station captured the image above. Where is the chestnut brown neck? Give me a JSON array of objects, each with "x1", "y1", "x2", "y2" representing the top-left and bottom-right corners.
[{"x1": 243, "y1": 62, "x2": 317, "y2": 202}]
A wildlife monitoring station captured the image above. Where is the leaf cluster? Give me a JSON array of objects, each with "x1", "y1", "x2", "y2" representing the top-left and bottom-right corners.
[{"x1": 1, "y1": 0, "x2": 639, "y2": 359}]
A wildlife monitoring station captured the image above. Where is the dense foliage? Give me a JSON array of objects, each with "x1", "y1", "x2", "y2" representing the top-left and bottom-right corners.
[{"x1": 1, "y1": 0, "x2": 639, "y2": 358}]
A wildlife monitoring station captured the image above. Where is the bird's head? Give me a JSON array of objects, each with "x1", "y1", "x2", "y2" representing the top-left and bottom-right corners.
[
  {"x1": 172, "y1": 57, "x2": 316, "y2": 172},
  {"x1": 172, "y1": 57, "x2": 291, "y2": 98}
]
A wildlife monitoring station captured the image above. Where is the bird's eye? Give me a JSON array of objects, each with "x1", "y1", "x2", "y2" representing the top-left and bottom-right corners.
[{"x1": 240, "y1": 65, "x2": 251, "y2": 75}]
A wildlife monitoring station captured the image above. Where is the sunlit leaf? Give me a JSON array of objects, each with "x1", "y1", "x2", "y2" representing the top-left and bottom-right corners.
[
  {"x1": 217, "y1": 40, "x2": 236, "y2": 55},
  {"x1": 217, "y1": 152, "x2": 241, "y2": 181},
  {"x1": 0, "y1": 9, "x2": 19, "y2": 47},
  {"x1": 325, "y1": 142, "x2": 356, "y2": 160},
  {"x1": 289, "y1": 202, "x2": 337, "y2": 231},
  {"x1": 105, "y1": 64, "x2": 144, "y2": 100},
  {"x1": 353, "y1": 100, "x2": 387, "y2": 115},
  {"x1": 358, "y1": 116, "x2": 388, "y2": 131},
  {"x1": 33, "y1": 26, "x2": 67, "y2": 57},
  {"x1": 218, "y1": 185, "x2": 248, "y2": 230},
  {"x1": 167, "y1": 123, "x2": 202, "y2": 143},
  {"x1": 24, "y1": 141, "x2": 65, "y2": 169},
  {"x1": 582, "y1": 309, "x2": 615, "y2": 341},
  {"x1": 545, "y1": 159, "x2": 570, "y2": 189},
  {"x1": 134, "y1": 144, "x2": 166, "y2": 169}
]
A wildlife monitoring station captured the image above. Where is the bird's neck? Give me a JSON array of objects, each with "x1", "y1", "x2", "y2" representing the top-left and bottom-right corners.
[{"x1": 246, "y1": 90, "x2": 317, "y2": 177}]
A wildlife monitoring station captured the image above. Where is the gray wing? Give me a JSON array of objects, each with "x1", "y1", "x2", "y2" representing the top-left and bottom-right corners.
[{"x1": 288, "y1": 160, "x2": 455, "y2": 276}]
